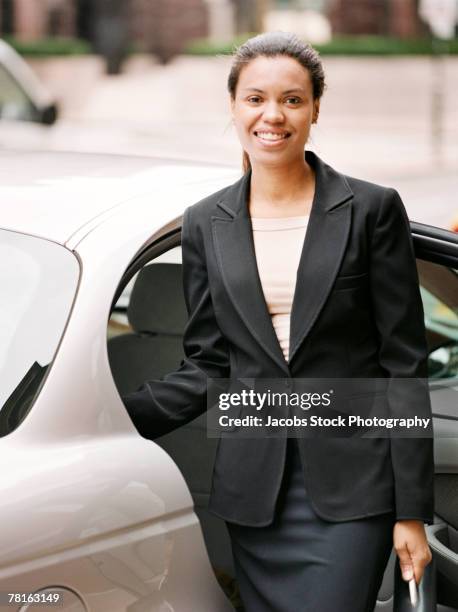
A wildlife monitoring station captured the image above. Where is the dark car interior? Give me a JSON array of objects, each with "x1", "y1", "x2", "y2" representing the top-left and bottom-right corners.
[{"x1": 108, "y1": 223, "x2": 458, "y2": 612}]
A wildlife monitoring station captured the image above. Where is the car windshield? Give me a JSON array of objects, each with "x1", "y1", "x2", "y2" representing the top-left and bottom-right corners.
[{"x1": 0, "y1": 230, "x2": 79, "y2": 436}]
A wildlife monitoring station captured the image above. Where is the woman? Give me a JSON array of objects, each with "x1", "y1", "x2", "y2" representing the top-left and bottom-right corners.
[{"x1": 123, "y1": 32, "x2": 433, "y2": 611}]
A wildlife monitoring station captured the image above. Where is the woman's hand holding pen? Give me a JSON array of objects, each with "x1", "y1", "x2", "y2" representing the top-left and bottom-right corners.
[{"x1": 393, "y1": 519, "x2": 432, "y2": 584}]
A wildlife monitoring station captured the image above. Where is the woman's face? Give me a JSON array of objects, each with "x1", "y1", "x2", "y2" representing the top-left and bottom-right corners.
[{"x1": 231, "y1": 55, "x2": 319, "y2": 169}]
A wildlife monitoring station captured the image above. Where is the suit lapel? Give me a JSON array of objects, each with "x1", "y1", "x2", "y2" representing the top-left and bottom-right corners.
[
  {"x1": 212, "y1": 172, "x2": 290, "y2": 374},
  {"x1": 211, "y1": 151, "x2": 353, "y2": 374},
  {"x1": 289, "y1": 153, "x2": 353, "y2": 364}
]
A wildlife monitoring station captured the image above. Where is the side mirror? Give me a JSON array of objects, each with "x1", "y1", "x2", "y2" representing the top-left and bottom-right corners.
[{"x1": 40, "y1": 102, "x2": 58, "y2": 125}]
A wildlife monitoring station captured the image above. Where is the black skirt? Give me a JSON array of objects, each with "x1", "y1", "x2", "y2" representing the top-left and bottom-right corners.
[{"x1": 226, "y1": 438, "x2": 395, "y2": 612}]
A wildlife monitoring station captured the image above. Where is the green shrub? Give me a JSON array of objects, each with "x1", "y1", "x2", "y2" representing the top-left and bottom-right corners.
[
  {"x1": 185, "y1": 33, "x2": 258, "y2": 56},
  {"x1": 315, "y1": 35, "x2": 457, "y2": 55},
  {"x1": 3, "y1": 36, "x2": 92, "y2": 57},
  {"x1": 185, "y1": 34, "x2": 458, "y2": 56}
]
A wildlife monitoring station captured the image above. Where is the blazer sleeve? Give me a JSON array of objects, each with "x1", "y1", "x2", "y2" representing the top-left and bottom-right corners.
[
  {"x1": 121, "y1": 205, "x2": 230, "y2": 439},
  {"x1": 370, "y1": 188, "x2": 434, "y2": 524}
]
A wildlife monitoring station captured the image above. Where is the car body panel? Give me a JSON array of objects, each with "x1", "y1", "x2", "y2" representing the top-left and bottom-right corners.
[
  {"x1": 0, "y1": 434, "x2": 233, "y2": 611},
  {"x1": 0, "y1": 152, "x2": 238, "y2": 611},
  {"x1": 0, "y1": 150, "x2": 238, "y2": 245}
]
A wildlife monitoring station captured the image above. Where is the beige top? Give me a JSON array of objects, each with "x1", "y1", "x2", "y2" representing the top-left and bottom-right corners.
[{"x1": 251, "y1": 215, "x2": 309, "y2": 362}]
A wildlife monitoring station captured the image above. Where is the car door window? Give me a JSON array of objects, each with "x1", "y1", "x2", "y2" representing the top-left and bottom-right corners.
[
  {"x1": 108, "y1": 246, "x2": 185, "y2": 394},
  {"x1": 108, "y1": 245, "x2": 183, "y2": 340}
]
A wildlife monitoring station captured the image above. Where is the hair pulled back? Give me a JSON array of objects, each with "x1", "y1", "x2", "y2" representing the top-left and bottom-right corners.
[{"x1": 227, "y1": 32, "x2": 326, "y2": 172}]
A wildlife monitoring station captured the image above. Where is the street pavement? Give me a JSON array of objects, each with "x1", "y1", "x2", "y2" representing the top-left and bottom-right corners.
[{"x1": 24, "y1": 54, "x2": 458, "y2": 229}]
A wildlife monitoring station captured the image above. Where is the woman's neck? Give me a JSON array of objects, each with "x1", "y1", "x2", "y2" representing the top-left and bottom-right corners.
[{"x1": 248, "y1": 157, "x2": 315, "y2": 218}]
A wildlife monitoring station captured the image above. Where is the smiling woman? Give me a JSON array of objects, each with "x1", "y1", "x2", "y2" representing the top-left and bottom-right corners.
[{"x1": 122, "y1": 31, "x2": 435, "y2": 612}]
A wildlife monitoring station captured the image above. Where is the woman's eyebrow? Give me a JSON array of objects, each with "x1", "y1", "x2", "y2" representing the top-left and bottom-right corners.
[{"x1": 241, "y1": 87, "x2": 305, "y2": 94}]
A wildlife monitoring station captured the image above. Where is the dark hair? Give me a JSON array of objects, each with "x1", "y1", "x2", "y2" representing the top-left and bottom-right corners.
[{"x1": 227, "y1": 31, "x2": 326, "y2": 172}]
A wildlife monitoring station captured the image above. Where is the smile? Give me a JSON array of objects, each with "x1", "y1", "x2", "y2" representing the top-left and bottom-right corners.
[{"x1": 254, "y1": 131, "x2": 291, "y2": 143}]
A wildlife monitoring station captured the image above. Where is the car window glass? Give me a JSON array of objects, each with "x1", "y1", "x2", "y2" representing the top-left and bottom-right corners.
[
  {"x1": 0, "y1": 230, "x2": 79, "y2": 436},
  {"x1": 418, "y1": 260, "x2": 458, "y2": 380},
  {"x1": 0, "y1": 63, "x2": 36, "y2": 121},
  {"x1": 109, "y1": 246, "x2": 182, "y2": 337},
  {"x1": 108, "y1": 246, "x2": 184, "y2": 394}
]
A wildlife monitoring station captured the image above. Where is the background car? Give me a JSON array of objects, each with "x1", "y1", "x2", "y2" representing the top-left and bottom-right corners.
[
  {"x1": 0, "y1": 39, "x2": 58, "y2": 125},
  {"x1": 0, "y1": 150, "x2": 457, "y2": 611}
]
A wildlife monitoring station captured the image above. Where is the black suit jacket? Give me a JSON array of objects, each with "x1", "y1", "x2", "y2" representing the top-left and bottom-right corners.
[{"x1": 123, "y1": 150, "x2": 434, "y2": 526}]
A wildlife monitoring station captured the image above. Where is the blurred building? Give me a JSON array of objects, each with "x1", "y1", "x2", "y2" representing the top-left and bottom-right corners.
[
  {"x1": 327, "y1": 0, "x2": 427, "y2": 38},
  {"x1": 0, "y1": 0, "x2": 267, "y2": 49},
  {"x1": 233, "y1": 0, "x2": 270, "y2": 33},
  {"x1": 265, "y1": 0, "x2": 331, "y2": 43},
  {"x1": 0, "y1": 0, "x2": 437, "y2": 44},
  {"x1": 263, "y1": 0, "x2": 429, "y2": 42},
  {"x1": 1, "y1": 0, "x2": 433, "y2": 63},
  {"x1": 0, "y1": 0, "x2": 76, "y2": 38},
  {"x1": 0, "y1": 0, "x2": 276, "y2": 64},
  {"x1": 129, "y1": 0, "x2": 208, "y2": 62}
]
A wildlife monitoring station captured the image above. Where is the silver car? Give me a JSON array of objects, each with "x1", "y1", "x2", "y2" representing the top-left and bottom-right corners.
[{"x1": 0, "y1": 150, "x2": 457, "y2": 611}]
